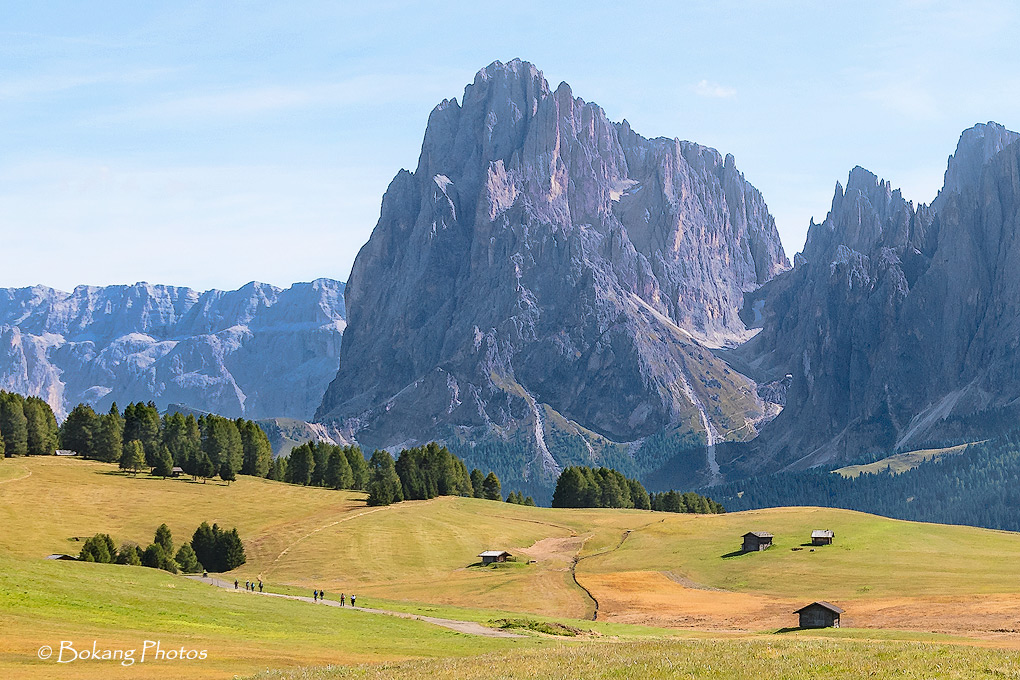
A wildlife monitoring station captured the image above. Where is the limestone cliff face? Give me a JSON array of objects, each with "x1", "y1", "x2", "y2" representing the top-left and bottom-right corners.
[
  {"x1": 317, "y1": 59, "x2": 788, "y2": 489},
  {"x1": 0, "y1": 279, "x2": 345, "y2": 420},
  {"x1": 734, "y1": 122, "x2": 1020, "y2": 472}
]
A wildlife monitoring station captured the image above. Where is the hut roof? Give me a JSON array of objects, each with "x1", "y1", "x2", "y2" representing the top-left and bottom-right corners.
[
  {"x1": 794, "y1": 601, "x2": 844, "y2": 614},
  {"x1": 478, "y1": 550, "x2": 511, "y2": 558},
  {"x1": 811, "y1": 530, "x2": 834, "y2": 538},
  {"x1": 743, "y1": 531, "x2": 773, "y2": 538}
]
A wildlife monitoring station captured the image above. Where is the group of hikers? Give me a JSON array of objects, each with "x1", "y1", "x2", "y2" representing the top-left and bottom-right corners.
[
  {"x1": 226, "y1": 576, "x2": 357, "y2": 607},
  {"x1": 234, "y1": 578, "x2": 263, "y2": 593},
  {"x1": 313, "y1": 589, "x2": 355, "y2": 606}
]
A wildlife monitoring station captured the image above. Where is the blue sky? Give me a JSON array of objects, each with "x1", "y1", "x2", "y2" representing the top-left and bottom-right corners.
[{"x1": 1, "y1": 1, "x2": 1017, "y2": 291}]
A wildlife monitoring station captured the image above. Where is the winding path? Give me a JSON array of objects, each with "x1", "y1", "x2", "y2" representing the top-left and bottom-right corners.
[{"x1": 186, "y1": 575, "x2": 522, "y2": 638}]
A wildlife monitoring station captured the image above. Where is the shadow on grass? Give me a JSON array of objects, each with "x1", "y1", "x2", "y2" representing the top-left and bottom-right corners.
[
  {"x1": 773, "y1": 626, "x2": 805, "y2": 634},
  {"x1": 721, "y1": 550, "x2": 748, "y2": 559}
]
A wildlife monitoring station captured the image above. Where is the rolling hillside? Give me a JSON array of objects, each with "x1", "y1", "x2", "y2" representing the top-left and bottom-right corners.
[{"x1": 5, "y1": 456, "x2": 1020, "y2": 678}]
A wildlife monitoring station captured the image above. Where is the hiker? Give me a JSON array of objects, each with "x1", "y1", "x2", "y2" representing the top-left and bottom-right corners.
[
  {"x1": 258, "y1": 580, "x2": 263, "y2": 593},
  {"x1": 350, "y1": 594, "x2": 356, "y2": 607},
  {"x1": 234, "y1": 579, "x2": 238, "y2": 590},
  {"x1": 313, "y1": 589, "x2": 318, "y2": 602},
  {"x1": 246, "y1": 580, "x2": 250, "y2": 591},
  {"x1": 340, "y1": 593, "x2": 345, "y2": 606},
  {"x1": 319, "y1": 589, "x2": 325, "y2": 602}
]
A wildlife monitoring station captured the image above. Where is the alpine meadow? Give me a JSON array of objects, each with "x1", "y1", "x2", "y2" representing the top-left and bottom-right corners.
[{"x1": 4, "y1": 3, "x2": 1020, "y2": 678}]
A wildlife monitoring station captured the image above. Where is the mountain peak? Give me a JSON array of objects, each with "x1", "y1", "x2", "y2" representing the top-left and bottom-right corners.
[{"x1": 941, "y1": 121, "x2": 1020, "y2": 199}]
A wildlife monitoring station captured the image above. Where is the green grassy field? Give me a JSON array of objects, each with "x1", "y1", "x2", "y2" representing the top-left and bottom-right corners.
[
  {"x1": 833, "y1": 443, "x2": 974, "y2": 477},
  {"x1": 5, "y1": 456, "x2": 1020, "y2": 678},
  {"x1": 248, "y1": 638, "x2": 1020, "y2": 680}
]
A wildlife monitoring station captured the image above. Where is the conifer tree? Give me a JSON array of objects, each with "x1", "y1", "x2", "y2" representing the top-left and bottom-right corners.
[
  {"x1": 324, "y1": 446, "x2": 353, "y2": 489},
  {"x1": 0, "y1": 393, "x2": 29, "y2": 457},
  {"x1": 196, "y1": 451, "x2": 216, "y2": 483},
  {"x1": 219, "y1": 457, "x2": 237, "y2": 485},
  {"x1": 481, "y1": 472, "x2": 501, "y2": 501},
  {"x1": 24, "y1": 397, "x2": 58, "y2": 455},
  {"x1": 219, "y1": 528, "x2": 246, "y2": 571},
  {"x1": 152, "y1": 446, "x2": 174, "y2": 478},
  {"x1": 174, "y1": 543, "x2": 201, "y2": 573},
  {"x1": 239, "y1": 420, "x2": 272, "y2": 477},
  {"x1": 120, "y1": 439, "x2": 146, "y2": 475},
  {"x1": 61, "y1": 403, "x2": 98, "y2": 458},
  {"x1": 191, "y1": 522, "x2": 217, "y2": 572},
  {"x1": 267, "y1": 456, "x2": 287, "y2": 481},
  {"x1": 286, "y1": 444, "x2": 314, "y2": 486},
  {"x1": 367, "y1": 449, "x2": 403, "y2": 506},
  {"x1": 116, "y1": 543, "x2": 142, "y2": 566},
  {"x1": 343, "y1": 446, "x2": 370, "y2": 489},
  {"x1": 154, "y1": 523, "x2": 174, "y2": 556},
  {"x1": 94, "y1": 412, "x2": 124, "y2": 463},
  {"x1": 470, "y1": 468, "x2": 485, "y2": 498}
]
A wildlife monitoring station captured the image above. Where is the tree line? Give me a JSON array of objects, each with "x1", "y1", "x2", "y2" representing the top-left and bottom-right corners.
[
  {"x1": 710, "y1": 428, "x2": 1020, "y2": 531},
  {"x1": 79, "y1": 521, "x2": 245, "y2": 573},
  {"x1": 551, "y1": 465, "x2": 723, "y2": 514},
  {"x1": 60, "y1": 401, "x2": 273, "y2": 484},
  {"x1": 363, "y1": 442, "x2": 510, "y2": 507},
  {"x1": 0, "y1": 391, "x2": 60, "y2": 457}
]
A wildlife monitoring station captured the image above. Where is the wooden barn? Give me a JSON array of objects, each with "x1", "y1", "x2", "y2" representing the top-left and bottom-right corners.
[
  {"x1": 811, "y1": 530, "x2": 834, "y2": 545},
  {"x1": 794, "y1": 601, "x2": 843, "y2": 628},
  {"x1": 742, "y1": 531, "x2": 773, "y2": 552},
  {"x1": 478, "y1": 550, "x2": 512, "y2": 565}
]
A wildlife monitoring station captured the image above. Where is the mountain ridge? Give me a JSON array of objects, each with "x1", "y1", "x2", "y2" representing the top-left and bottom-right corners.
[{"x1": 0, "y1": 278, "x2": 346, "y2": 420}]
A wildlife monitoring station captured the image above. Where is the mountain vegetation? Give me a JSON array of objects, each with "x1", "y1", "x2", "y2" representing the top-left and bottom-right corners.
[
  {"x1": 551, "y1": 465, "x2": 721, "y2": 513},
  {"x1": 712, "y1": 429, "x2": 1020, "y2": 531}
]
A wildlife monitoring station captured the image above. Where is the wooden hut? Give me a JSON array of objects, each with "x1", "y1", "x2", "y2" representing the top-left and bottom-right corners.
[
  {"x1": 811, "y1": 530, "x2": 834, "y2": 545},
  {"x1": 794, "y1": 601, "x2": 843, "y2": 628},
  {"x1": 742, "y1": 531, "x2": 773, "y2": 552},
  {"x1": 478, "y1": 550, "x2": 512, "y2": 565}
]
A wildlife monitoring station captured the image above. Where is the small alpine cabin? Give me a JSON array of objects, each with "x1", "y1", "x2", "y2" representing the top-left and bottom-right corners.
[
  {"x1": 811, "y1": 530, "x2": 834, "y2": 545},
  {"x1": 794, "y1": 601, "x2": 844, "y2": 628},
  {"x1": 478, "y1": 550, "x2": 512, "y2": 565},
  {"x1": 742, "y1": 531, "x2": 773, "y2": 552}
]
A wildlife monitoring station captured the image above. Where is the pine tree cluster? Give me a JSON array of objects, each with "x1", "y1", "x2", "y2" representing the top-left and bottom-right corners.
[
  {"x1": 77, "y1": 522, "x2": 245, "y2": 574},
  {"x1": 0, "y1": 391, "x2": 59, "y2": 457}
]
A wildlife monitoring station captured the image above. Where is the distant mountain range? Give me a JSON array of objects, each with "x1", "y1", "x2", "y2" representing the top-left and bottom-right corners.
[
  {"x1": 0, "y1": 279, "x2": 345, "y2": 421},
  {"x1": 4, "y1": 59, "x2": 1020, "y2": 505}
]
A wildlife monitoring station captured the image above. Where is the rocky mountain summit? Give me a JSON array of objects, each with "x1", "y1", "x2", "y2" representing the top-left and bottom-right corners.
[
  {"x1": 729, "y1": 122, "x2": 1020, "y2": 474},
  {"x1": 317, "y1": 59, "x2": 789, "y2": 494},
  {"x1": 0, "y1": 279, "x2": 345, "y2": 420}
]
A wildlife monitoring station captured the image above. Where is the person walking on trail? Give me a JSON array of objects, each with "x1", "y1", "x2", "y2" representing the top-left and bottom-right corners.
[
  {"x1": 234, "y1": 580, "x2": 238, "y2": 590},
  {"x1": 340, "y1": 593, "x2": 345, "y2": 607},
  {"x1": 313, "y1": 589, "x2": 318, "y2": 602},
  {"x1": 245, "y1": 580, "x2": 250, "y2": 591},
  {"x1": 258, "y1": 580, "x2": 263, "y2": 593},
  {"x1": 350, "y1": 594, "x2": 356, "y2": 607},
  {"x1": 319, "y1": 589, "x2": 324, "y2": 603}
]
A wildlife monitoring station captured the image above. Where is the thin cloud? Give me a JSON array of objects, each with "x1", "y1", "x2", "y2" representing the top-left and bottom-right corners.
[
  {"x1": 694, "y1": 79, "x2": 736, "y2": 99},
  {"x1": 87, "y1": 72, "x2": 457, "y2": 125}
]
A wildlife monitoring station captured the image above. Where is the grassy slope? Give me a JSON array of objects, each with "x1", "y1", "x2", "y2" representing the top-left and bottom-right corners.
[
  {"x1": 6, "y1": 456, "x2": 1020, "y2": 677},
  {"x1": 581, "y1": 505, "x2": 1020, "y2": 599},
  {"x1": 249, "y1": 638, "x2": 1020, "y2": 680},
  {"x1": 833, "y1": 443, "x2": 973, "y2": 477},
  {"x1": 0, "y1": 555, "x2": 524, "y2": 680}
]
